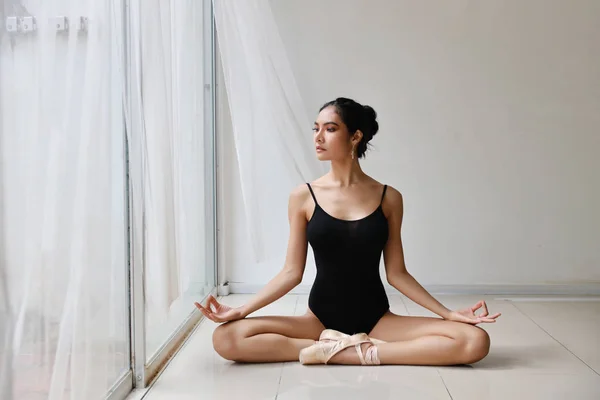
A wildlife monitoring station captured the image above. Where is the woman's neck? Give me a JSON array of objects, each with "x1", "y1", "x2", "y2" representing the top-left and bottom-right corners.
[{"x1": 327, "y1": 159, "x2": 366, "y2": 187}]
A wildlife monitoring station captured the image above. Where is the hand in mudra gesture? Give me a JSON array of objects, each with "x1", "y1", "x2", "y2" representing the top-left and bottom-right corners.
[
  {"x1": 194, "y1": 295, "x2": 245, "y2": 323},
  {"x1": 445, "y1": 300, "x2": 501, "y2": 325}
]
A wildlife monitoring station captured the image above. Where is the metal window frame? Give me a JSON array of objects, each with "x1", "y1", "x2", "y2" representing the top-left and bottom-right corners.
[{"x1": 105, "y1": 371, "x2": 134, "y2": 400}]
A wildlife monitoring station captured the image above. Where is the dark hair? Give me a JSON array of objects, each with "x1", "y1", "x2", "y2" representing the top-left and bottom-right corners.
[{"x1": 319, "y1": 97, "x2": 379, "y2": 159}]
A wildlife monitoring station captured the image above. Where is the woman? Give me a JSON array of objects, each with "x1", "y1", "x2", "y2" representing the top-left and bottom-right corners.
[{"x1": 196, "y1": 97, "x2": 501, "y2": 366}]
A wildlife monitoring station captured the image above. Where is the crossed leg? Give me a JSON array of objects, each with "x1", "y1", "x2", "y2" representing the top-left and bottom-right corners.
[
  {"x1": 211, "y1": 311, "x2": 325, "y2": 363},
  {"x1": 212, "y1": 309, "x2": 490, "y2": 366},
  {"x1": 328, "y1": 311, "x2": 491, "y2": 366}
]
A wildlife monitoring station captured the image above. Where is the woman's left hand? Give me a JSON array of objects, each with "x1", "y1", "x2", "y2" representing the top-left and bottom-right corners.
[{"x1": 444, "y1": 300, "x2": 501, "y2": 325}]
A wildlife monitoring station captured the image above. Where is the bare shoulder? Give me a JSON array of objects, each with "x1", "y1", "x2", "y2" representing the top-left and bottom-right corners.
[
  {"x1": 289, "y1": 183, "x2": 312, "y2": 203},
  {"x1": 383, "y1": 185, "x2": 403, "y2": 206},
  {"x1": 288, "y1": 183, "x2": 313, "y2": 217},
  {"x1": 382, "y1": 185, "x2": 404, "y2": 218}
]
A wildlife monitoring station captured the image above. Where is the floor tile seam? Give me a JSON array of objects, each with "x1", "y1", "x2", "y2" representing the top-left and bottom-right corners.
[{"x1": 509, "y1": 301, "x2": 600, "y2": 377}]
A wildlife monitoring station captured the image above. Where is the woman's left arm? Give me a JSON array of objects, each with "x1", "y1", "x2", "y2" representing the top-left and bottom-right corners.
[
  {"x1": 382, "y1": 187, "x2": 500, "y2": 324},
  {"x1": 381, "y1": 187, "x2": 451, "y2": 318}
]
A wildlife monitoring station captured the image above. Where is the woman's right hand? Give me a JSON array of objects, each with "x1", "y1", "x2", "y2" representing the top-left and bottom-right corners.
[{"x1": 194, "y1": 295, "x2": 246, "y2": 323}]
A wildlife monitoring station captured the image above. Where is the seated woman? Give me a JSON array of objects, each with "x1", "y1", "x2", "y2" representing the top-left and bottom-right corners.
[{"x1": 196, "y1": 97, "x2": 501, "y2": 366}]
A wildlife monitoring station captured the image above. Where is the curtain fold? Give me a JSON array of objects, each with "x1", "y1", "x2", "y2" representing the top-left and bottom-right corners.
[
  {"x1": 132, "y1": 0, "x2": 211, "y2": 348},
  {"x1": 0, "y1": 1, "x2": 130, "y2": 398},
  {"x1": 212, "y1": 0, "x2": 326, "y2": 264}
]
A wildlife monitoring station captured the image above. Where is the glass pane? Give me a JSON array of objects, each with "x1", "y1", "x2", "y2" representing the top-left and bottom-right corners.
[
  {"x1": 0, "y1": 1, "x2": 131, "y2": 399},
  {"x1": 141, "y1": 0, "x2": 216, "y2": 359}
]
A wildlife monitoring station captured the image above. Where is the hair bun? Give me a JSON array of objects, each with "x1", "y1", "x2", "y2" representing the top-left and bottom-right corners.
[{"x1": 362, "y1": 105, "x2": 379, "y2": 139}]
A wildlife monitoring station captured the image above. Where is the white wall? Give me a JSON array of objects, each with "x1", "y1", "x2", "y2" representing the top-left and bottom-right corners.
[{"x1": 217, "y1": 0, "x2": 600, "y2": 294}]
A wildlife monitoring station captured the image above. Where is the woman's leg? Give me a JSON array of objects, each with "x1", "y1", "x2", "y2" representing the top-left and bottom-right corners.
[
  {"x1": 328, "y1": 311, "x2": 490, "y2": 366},
  {"x1": 212, "y1": 311, "x2": 325, "y2": 363}
]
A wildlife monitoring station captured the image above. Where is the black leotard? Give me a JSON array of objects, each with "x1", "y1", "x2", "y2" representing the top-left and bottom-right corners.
[{"x1": 306, "y1": 183, "x2": 390, "y2": 335}]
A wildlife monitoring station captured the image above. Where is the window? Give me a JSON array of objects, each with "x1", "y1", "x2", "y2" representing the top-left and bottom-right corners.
[{"x1": 0, "y1": 1, "x2": 216, "y2": 398}]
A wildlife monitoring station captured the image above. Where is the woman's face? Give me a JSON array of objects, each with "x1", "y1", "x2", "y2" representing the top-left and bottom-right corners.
[{"x1": 313, "y1": 106, "x2": 361, "y2": 161}]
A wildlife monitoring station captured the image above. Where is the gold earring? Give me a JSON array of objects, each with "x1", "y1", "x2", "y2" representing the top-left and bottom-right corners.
[{"x1": 351, "y1": 146, "x2": 355, "y2": 160}]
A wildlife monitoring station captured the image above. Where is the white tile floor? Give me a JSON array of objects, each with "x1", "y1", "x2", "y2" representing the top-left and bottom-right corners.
[{"x1": 129, "y1": 294, "x2": 600, "y2": 400}]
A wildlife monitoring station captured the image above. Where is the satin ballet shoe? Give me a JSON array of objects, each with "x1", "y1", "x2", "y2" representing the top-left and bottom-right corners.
[
  {"x1": 299, "y1": 333, "x2": 372, "y2": 365},
  {"x1": 360, "y1": 343, "x2": 381, "y2": 365},
  {"x1": 319, "y1": 328, "x2": 387, "y2": 345}
]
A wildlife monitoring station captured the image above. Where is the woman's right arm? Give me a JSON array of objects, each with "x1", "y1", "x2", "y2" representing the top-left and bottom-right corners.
[{"x1": 236, "y1": 184, "x2": 310, "y2": 318}]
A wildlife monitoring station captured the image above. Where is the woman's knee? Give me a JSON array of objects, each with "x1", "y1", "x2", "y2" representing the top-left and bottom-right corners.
[
  {"x1": 212, "y1": 323, "x2": 243, "y2": 361},
  {"x1": 459, "y1": 326, "x2": 490, "y2": 364}
]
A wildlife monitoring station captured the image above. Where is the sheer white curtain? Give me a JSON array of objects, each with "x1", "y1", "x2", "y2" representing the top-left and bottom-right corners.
[
  {"x1": 129, "y1": 0, "x2": 212, "y2": 355},
  {"x1": 212, "y1": 0, "x2": 326, "y2": 264},
  {"x1": 2, "y1": 0, "x2": 213, "y2": 397},
  {"x1": 0, "y1": 0, "x2": 11, "y2": 382},
  {"x1": 0, "y1": 207, "x2": 11, "y2": 400},
  {"x1": 1, "y1": 1, "x2": 214, "y2": 397},
  {"x1": 0, "y1": 1, "x2": 129, "y2": 398},
  {"x1": 138, "y1": 0, "x2": 183, "y2": 323}
]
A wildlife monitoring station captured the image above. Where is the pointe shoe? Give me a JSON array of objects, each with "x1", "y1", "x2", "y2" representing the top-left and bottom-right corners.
[
  {"x1": 319, "y1": 329, "x2": 387, "y2": 345},
  {"x1": 299, "y1": 333, "x2": 371, "y2": 365},
  {"x1": 361, "y1": 343, "x2": 381, "y2": 365}
]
